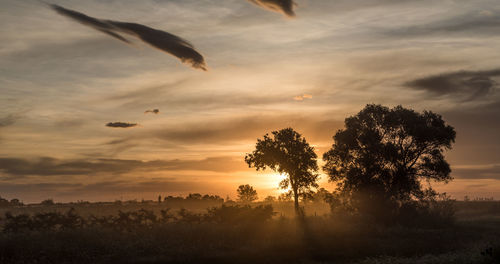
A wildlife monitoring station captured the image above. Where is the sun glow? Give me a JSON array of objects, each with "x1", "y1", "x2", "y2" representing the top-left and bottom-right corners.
[{"x1": 265, "y1": 172, "x2": 290, "y2": 195}]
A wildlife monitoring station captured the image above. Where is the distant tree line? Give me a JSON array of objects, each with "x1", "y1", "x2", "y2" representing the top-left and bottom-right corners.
[
  {"x1": 161, "y1": 193, "x2": 225, "y2": 203},
  {"x1": 0, "y1": 197, "x2": 23, "y2": 207}
]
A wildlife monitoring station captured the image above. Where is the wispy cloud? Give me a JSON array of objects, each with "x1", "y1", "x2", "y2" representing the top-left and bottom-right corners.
[
  {"x1": 247, "y1": 0, "x2": 296, "y2": 17},
  {"x1": 146, "y1": 114, "x2": 343, "y2": 145},
  {"x1": 452, "y1": 164, "x2": 500, "y2": 180},
  {"x1": 50, "y1": 4, "x2": 207, "y2": 70},
  {"x1": 0, "y1": 156, "x2": 247, "y2": 177},
  {"x1": 106, "y1": 122, "x2": 138, "y2": 128},
  {"x1": 293, "y1": 94, "x2": 313, "y2": 101},
  {"x1": 406, "y1": 69, "x2": 500, "y2": 101},
  {"x1": 0, "y1": 114, "x2": 19, "y2": 127},
  {"x1": 386, "y1": 11, "x2": 500, "y2": 38}
]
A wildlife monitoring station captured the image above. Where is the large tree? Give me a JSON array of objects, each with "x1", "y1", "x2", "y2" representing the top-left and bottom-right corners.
[
  {"x1": 323, "y1": 104, "x2": 455, "y2": 218},
  {"x1": 245, "y1": 128, "x2": 319, "y2": 215}
]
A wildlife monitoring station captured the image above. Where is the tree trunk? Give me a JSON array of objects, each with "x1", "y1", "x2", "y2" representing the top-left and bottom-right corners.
[{"x1": 293, "y1": 187, "x2": 300, "y2": 217}]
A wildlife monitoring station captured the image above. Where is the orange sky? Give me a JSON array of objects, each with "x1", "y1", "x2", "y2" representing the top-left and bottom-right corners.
[{"x1": 0, "y1": 0, "x2": 499, "y2": 203}]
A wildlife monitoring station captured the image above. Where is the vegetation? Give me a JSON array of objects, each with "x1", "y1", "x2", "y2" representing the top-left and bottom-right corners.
[
  {"x1": 246, "y1": 127, "x2": 319, "y2": 215},
  {"x1": 0, "y1": 200, "x2": 499, "y2": 264},
  {"x1": 236, "y1": 184, "x2": 259, "y2": 203},
  {"x1": 323, "y1": 104, "x2": 456, "y2": 224},
  {"x1": 0, "y1": 197, "x2": 23, "y2": 207}
]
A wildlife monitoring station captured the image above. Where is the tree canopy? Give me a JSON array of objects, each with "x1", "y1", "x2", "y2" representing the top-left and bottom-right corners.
[
  {"x1": 245, "y1": 128, "x2": 319, "y2": 214},
  {"x1": 236, "y1": 184, "x2": 258, "y2": 203},
  {"x1": 323, "y1": 104, "x2": 456, "y2": 219}
]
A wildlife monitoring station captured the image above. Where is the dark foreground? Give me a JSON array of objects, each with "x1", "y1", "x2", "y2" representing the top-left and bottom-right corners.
[{"x1": 0, "y1": 201, "x2": 499, "y2": 264}]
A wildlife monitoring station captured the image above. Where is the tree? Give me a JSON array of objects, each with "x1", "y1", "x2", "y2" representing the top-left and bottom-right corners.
[
  {"x1": 264, "y1": 196, "x2": 277, "y2": 203},
  {"x1": 186, "y1": 193, "x2": 202, "y2": 200},
  {"x1": 41, "y1": 199, "x2": 55, "y2": 206},
  {"x1": 245, "y1": 128, "x2": 319, "y2": 215},
  {"x1": 236, "y1": 184, "x2": 258, "y2": 203},
  {"x1": 323, "y1": 104, "x2": 456, "y2": 221}
]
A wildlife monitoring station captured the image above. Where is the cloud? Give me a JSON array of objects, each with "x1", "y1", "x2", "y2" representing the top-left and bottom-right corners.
[
  {"x1": 145, "y1": 109, "x2": 159, "y2": 114},
  {"x1": 0, "y1": 114, "x2": 18, "y2": 127},
  {"x1": 0, "y1": 156, "x2": 247, "y2": 178},
  {"x1": 386, "y1": 11, "x2": 500, "y2": 38},
  {"x1": 452, "y1": 164, "x2": 500, "y2": 180},
  {"x1": 247, "y1": 0, "x2": 296, "y2": 17},
  {"x1": 405, "y1": 69, "x2": 500, "y2": 101},
  {"x1": 106, "y1": 122, "x2": 138, "y2": 128},
  {"x1": 54, "y1": 119, "x2": 86, "y2": 128},
  {"x1": 146, "y1": 114, "x2": 343, "y2": 145},
  {"x1": 293, "y1": 94, "x2": 313, "y2": 101},
  {"x1": 50, "y1": 4, "x2": 206, "y2": 70}
]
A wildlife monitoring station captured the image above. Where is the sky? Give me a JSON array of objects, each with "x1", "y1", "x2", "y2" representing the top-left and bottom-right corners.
[{"x1": 1, "y1": 0, "x2": 500, "y2": 203}]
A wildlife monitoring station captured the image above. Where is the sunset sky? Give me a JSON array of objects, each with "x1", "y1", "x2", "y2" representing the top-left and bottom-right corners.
[{"x1": 1, "y1": 0, "x2": 499, "y2": 203}]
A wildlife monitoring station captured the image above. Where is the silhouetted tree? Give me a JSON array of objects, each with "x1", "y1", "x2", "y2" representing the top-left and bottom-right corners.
[
  {"x1": 0, "y1": 197, "x2": 9, "y2": 207},
  {"x1": 236, "y1": 184, "x2": 258, "y2": 203},
  {"x1": 264, "y1": 196, "x2": 277, "y2": 203},
  {"x1": 245, "y1": 128, "x2": 319, "y2": 215},
  {"x1": 278, "y1": 192, "x2": 292, "y2": 202},
  {"x1": 186, "y1": 193, "x2": 202, "y2": 200},
  {"x1": 40, "y1": 199, "x2": 55, "y2": 206},
  {"x1": 323, "y1": 104, "x2": 456, "y2": 221}
]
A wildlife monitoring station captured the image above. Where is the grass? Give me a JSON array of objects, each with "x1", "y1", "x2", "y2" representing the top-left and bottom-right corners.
[{"x1": 0, "y1": 201, "x2": 499, "y2": 264}]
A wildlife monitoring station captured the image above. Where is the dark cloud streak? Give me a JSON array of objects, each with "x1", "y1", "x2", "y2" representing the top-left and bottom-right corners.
[
  {"x1": 145, "y1": 109, "x2": 159, "y2": 114},
  {"x1": 406, "y1": 69, "x2": 500, "y2": 101},
  {"x1": 0, "y1": 114, "x2": 18, "y2": 127},
  {"x1": 247, "y1": 0, "x2": 296, "y2": 17},
  {"x1": 50, "y1": 4, "x2": 206, "y2": 70},
  {"x1": 106, "y1": 122, "x2": 137, "y2": 128}
]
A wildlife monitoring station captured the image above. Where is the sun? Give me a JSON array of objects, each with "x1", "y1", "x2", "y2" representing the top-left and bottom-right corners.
[{"x1": 265, "y1": 172, "x2": 290, "y2": 194}]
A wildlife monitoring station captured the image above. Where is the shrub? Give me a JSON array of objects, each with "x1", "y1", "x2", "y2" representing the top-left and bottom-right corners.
[{"x1": 206, "y1": 204, "x2": 275, "y2": 225}]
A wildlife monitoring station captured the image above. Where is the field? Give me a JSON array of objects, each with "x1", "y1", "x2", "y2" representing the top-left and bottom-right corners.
[{"x1": 0, "y1": 200, "x2": 499, "y2": 264}]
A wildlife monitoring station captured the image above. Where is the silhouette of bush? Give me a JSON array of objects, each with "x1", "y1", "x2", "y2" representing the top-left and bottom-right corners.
[
  {"x1": 40, "y1": 199, "x2": 55, "y2": 206},
  {"x1": 206, "y1": 204, "x2": 275, "y2": 225},
  {"x1": 481, "y1": 245, "x2": 500, "y2": 263},
  {"x1": 176, "y1": 208, "x2": 205, "y2": 223},
  {"x1": 3, "y1": 208, "x2": 86, "y2": 232},
  {"x1": 159, "y1": 208, "x2": 176, "y2": 223},
  {"x1": 3, "y1": 213, "x2": 33, "y2": 232},
  {"x1": 0, "y1": 197, "x2": 24, "y2": 207}
]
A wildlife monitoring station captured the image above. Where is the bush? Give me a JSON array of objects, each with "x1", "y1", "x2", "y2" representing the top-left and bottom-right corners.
[
  {"x1": 206, "y1": 204, "x2": 275, "y2": 225},
  {"x1": 2, "y1": 205, "x2": 276, "y2": 233}
]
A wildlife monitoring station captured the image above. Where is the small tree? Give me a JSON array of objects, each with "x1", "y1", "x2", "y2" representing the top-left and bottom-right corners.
[
  {"x1": 323, "y1": 104, "x2": 456, "y2": 222},
  {"x1": 236, "y1": 184, "x2": 258, "y2": 203},
  {"x1": 186, "y1": 193, "x2": 202, "y2": 200},
  {"x1": 264, "y1": 196, "x2": 277, "y2": 203},
  {"x1": 245, "y1": 128, "x2": 319, "y2": 215},
  {"x1": 41, "y1": 199, "x2": 55, "y2": 206}
]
